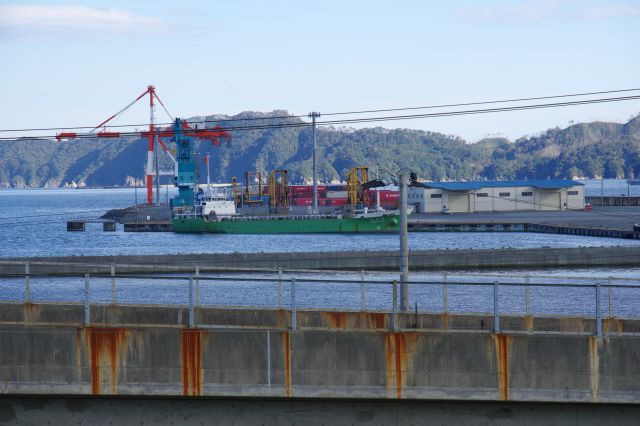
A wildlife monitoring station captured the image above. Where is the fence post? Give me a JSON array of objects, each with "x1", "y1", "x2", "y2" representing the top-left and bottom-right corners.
[
  {"x1": 607, "y1": 276, "x2": 613, "y2": 318},
  {"x1": 110, "y1": 263, "x2": 116, "y2": 305},
  {"x1": 290, "y1": 278, "x2": 297, "y2": 331},
  {"x1": 188, "y1": 277, "x2": 195, "y2": 328},
  {"x1": 595, "y1": 282, "x2": 602, "y2": 337},
  {"x1": 443, "y1": 272, "x2": 448, "y2": 314},
  {"x1": 360, "y1": 270, "x2": 366, "y2": 311},
  {"x1": 195, "y1": 265, "x2": 200, "y2": 308},
  {"x1": 267, "y1": 330, "x2": 271, "y2": 389},
  {"x1": 84, "y1": 273, "x2": 90, "y2": 326},
  {"x1": 24, "y1": 261, "x2": 30, "y2": 304},
  {"x1": 525, "y1": 274, "x2": 531, "y2": 317},
  {"x1": 392, "y1": 280, "x2": 398, "y2": 332},
  {"x1": 493, "y1": 281, "x2": 500, "y2": 333},
  {"x1": 278, "y1": 268, "x2": 283, "y2": 309}
]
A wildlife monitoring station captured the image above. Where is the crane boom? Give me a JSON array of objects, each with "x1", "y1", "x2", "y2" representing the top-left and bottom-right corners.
[{"x1": 54, "y1": 86, "x2": 229, "y2": 205}]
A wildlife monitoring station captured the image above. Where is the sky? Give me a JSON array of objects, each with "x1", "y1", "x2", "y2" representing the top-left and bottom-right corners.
[{"x1": 0, "y1": 0, "x2": 639, "y2": 142}]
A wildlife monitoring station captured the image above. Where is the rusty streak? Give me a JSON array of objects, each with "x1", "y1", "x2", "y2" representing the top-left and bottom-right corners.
[
  {"x1": 181, "y1": 329, "x2": 203, "y2": 396},
  {"x1": 24, "y1": 303, "x2": 37, "y2": 323},
  {"x1": 364, "y1": 312, "x2": 386, "y2": 330},
  {"x1": 323, "y1": 312, "x2": 347, "y2": 329},
  {"x1": 386, "y1": 332, "x2": 411, "y2": 399},
  {"x1": 494, "y1": 334, "x2": 510, "y2": 401},
  {"x1": 86, "y1": 327, "x2": 127, "y2": 395}
]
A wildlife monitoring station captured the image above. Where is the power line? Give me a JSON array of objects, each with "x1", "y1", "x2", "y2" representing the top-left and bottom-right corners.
[
  {"x1": 321, "y1": 87, "x2": 640, "y2": 116},
  {"x1": 2, "y1": 93, "x2": 640, "y2": 142},
  {"x1": 1, "y1": 86, "x2": 639, "y2": 134}
]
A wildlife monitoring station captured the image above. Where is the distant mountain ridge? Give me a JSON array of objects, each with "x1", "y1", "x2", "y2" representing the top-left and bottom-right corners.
[{"x1": 1, "y1": 112, "x2": 639, "y2": 188}]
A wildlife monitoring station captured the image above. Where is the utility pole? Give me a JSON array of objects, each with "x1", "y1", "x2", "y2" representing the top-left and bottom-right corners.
[
  {"x1": 309, "y1": 112, "x2": 321, "y2": 213},
  {"x1": 206, "y1": 153, "x2": 211, "y2": 189},
  {"x1": 154, "y1": 132, "x2": 160, "y2": 205},
  {"x1": 398, "y1": 169, "x2": 409, "y2": 310}
]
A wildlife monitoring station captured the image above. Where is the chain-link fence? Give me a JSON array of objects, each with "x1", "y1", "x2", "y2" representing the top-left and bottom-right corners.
[{"x1": 2, "y1": 267, "x2": 640, "y2": 334}]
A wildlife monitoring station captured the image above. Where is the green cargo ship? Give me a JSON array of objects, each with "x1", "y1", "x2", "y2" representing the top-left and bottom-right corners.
[
  {"x1": 172, "y1": 212, "x2": 399, "y2": 234},
  {"x1": 168, "y1": 117, "x2": 399, "y2": 234}
]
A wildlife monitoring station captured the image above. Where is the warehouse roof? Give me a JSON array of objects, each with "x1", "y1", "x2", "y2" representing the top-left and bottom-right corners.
[{"x1": 412, "y1": 179, "x2": 584, "y2": 191}]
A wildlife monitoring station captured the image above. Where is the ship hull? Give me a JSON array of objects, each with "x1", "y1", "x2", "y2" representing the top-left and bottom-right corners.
[{"x1": 172, "y1": 215, "x2": 399, "y2": 234}]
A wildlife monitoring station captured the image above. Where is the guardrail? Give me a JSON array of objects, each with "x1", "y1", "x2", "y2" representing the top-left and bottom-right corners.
[{"x1": 2, "y1": 269, "x2": 639, "y2": 335}]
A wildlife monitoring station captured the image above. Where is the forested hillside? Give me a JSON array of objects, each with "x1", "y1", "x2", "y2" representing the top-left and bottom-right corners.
[{"x1": 1, "y1": 112, "x2": 639, "y2": 188}]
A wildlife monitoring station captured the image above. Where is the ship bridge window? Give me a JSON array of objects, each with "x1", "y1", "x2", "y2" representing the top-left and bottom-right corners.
[
  {"x1": 430, "y1": 194, "x2": 442, "y2": 199},
  {"x1": 568, "y1": 190, "x2": 579, "y2": 196},
  {"x1": 476, "y1": 193, "x2": 488, "y2": 197}
]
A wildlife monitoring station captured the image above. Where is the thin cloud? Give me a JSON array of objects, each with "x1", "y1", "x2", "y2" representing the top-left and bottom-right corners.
[{"x1": 0, "y1": 4, "x2": 166, "y2": 33}]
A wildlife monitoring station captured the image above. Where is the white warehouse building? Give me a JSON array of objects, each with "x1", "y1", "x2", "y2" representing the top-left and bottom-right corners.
[{"x1": 408, "y1": 179, "x2": 585, "y2": 213}]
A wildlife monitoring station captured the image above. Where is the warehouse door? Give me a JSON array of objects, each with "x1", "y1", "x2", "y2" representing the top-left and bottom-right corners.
[
  {"x1": 448, "y1": 193, "x2": 470, "y2": 213},
  {"x1": 539, "y1": 191, "x2": 561, "y2": 210}
]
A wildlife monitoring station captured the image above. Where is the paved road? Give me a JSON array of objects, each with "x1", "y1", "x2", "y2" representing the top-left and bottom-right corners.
[{"x1": 410, "y1": 207, "x2": 640, "y2": 230}]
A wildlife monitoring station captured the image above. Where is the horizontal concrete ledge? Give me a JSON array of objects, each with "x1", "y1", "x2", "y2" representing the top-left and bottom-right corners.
[
  {"x1": 3, "y1": 246, "x2": 640, "y2": 273},
  {"x1": 3, "y1": 396, "x2": 640, "y2": 426},
  {"x1": 3, "y1": 303, "x2": 640, "y2": 335}
]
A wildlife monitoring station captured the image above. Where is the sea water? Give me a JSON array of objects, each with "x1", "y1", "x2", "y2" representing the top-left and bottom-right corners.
[{"x1": 1, "y1": 188, "x2": 640, "y2": 258}]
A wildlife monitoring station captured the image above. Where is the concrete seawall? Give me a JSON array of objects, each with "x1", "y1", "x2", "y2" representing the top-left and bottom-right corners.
[
  {"x1": 3, "y1": 246, "x2": 640, "y2": 274},
  {"x1": 1, "y1": 305, "x2": 640, "y2": 404}
]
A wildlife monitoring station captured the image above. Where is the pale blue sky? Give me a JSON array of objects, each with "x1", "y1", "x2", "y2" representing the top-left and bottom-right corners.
[{"x1": 1, "y1": 0, "x2": 639, "y2": 141}]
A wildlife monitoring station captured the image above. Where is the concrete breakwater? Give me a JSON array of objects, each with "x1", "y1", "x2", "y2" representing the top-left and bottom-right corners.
[
  {"x1": 410, "y1": 222, "x2": 640, "y2": 240},
  {"x1": 2, "y1": 246, "x2": 640, "y2": 274},
  {"x1": 1, "y1": 304, "x2": 639, "y2": 403}
]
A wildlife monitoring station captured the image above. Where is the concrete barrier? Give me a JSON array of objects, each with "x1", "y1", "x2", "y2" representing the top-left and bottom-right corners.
[
  {"x1": 1, "y1": 305, "x2": 640, "y2": 404},
  {"x1": 3, "y1": 246, "x2": 640, "y2": 274}
]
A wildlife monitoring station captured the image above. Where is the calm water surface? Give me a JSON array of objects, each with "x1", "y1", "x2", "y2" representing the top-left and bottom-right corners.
[{"x1": 1, "y1": 188, "x2": 640, "y2": 258}]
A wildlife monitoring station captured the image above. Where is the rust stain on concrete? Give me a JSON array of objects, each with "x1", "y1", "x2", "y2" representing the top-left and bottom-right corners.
[
  {"x1": 442, "y1": 313, "x2": 449, "y2": 330},
  {"x1": 320, "y1": 312, "x2": 388, "y2": 330},
  {"x1": 604, "y1": 318, "x2": 624, "y2": 334},
  {"x1": 86, "y1": 327, "x2": 127, "y2": 395},
  {"x1": 589, "y1": 336, "x2": 601, "y2": 402},
  {"x1": 323, "y1": 311, "x2": 347, "y2": 329},
  {"x1": 363, "y1": 312, "x2": 386, "y2": 330},
  {"x1": 277, "y1": 309, "x2": 288, "y2": 329},
  {"x1": 385, "y1": 332, "x2": 414, "y2": 399},
  {"x1": 524, "y1": 315, "x2": 534, "y2": 332},
  {"x1": 493, "y1": 334, "x2": 511, "y2": 401},
  {"x1": 283, "y1": 331, "x2": 292, "y2": 397},
  {"x1": 181, "y1": 329, "x2": 203, "y2": 396},
  {"x1": 24, "y1": 303, "x2": 37, "y2": 323}
]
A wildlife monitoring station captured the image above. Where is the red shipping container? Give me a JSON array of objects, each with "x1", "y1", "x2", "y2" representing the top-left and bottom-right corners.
[
  {"x1": 329, "y1": 199, "x2": 348, "y2": 206},
  {"x1": 373, "y1": 191, "x2": 399, "y2": 201},
  {"x1": 290, "y1": 186, "x2": 312, "y2": 194},
  {"x1": 290, "y1": 185, "x2": 327, "y2": 193},
  {"x1": 293, "y1": 197, "x2": 313, "y2": 206}
]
